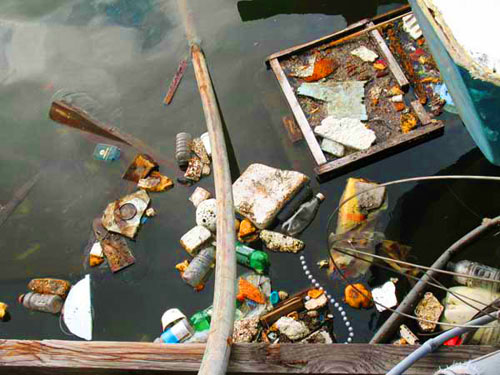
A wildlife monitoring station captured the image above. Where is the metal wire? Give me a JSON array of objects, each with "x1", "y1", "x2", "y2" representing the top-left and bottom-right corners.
[{"x1": 325, "y1": 175, "x2": 500, "y2": 329}]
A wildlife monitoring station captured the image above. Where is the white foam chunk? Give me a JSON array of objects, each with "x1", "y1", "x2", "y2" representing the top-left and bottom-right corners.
[
  {"x1": 315, "y1": 117, "x2": 376, "y2": 150},
  {"x1": 351, "y1": 46, "x2": 378, "y2": 62},
  {"x1": 63, "y1": 274, "x2": 92, "y2": 340},
  {"x1": 320, "y1": 138, "x2": 345, "y2": 157}
]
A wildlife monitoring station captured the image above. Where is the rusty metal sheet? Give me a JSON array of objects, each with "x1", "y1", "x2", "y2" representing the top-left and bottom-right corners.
[{"x1": 101, "y1": 234, "x2": 135, "y2": 273}]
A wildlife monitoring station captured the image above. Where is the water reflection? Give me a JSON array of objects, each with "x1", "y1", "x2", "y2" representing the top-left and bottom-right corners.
[{"x1": 237, "y1": 0, "x2": 408, "y2": 23}]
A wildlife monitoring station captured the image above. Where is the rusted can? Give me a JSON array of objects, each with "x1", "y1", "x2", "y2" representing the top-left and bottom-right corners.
[{"x1": 27, "y1": 278, "x2": 71, "y2": 299}]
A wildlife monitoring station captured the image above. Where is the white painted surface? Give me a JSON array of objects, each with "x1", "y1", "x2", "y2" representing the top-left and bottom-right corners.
[{"x1": 432, "y1": 0, "x2": 500, "y2": 72}]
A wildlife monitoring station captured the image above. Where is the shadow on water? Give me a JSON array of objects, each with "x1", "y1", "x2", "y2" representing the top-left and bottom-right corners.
[{"x1": 237, "y1": 0, "x2": 408, "y2": 23}]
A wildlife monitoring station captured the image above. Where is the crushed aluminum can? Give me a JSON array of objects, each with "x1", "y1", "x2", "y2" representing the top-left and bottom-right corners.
[
  {"x1": 122, "y1": 154, "x2": 158, "y2": 183},
  {"x1": 189, "y1": 187, "x2": 212, "y2": 208},
  {"x1": 101, "y1": 190, "x2": 150, "y2": 239},
  {"x1": 415, "y1": 292, "x2": 444, "y2": 332},
  {"x1": 180, "y1": 225, "x2": 212, "y2": 256},
  {"x1": 259, "y1": 230, "x2": 304, "y2": 253},
  {"x1": 184, "y1": 158, "x2": 203, "y2": 182},
  {"x1": 101, "y1": 234, "x2": 135, "y2": 273},
  {"x1": 399, "y1": 324, "x2": 419, "y2": 345},
  {"x1": 232, "y1": 164, "x2": 309, "y2": 229},
  {"x1": 372, "y1": 280, "x2": 398, "y2": 312}
]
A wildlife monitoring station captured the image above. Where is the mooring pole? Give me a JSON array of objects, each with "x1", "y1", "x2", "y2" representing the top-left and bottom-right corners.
[{"x1": 175, "y1": 1, "x2": 236, "y2": 374}]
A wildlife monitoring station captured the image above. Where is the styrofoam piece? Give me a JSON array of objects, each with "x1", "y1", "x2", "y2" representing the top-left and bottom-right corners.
[
  {"x1": 180, "y1": 225, "x2": 212, "y2": 255},
  {"x1": 320, "y1": 138, "x2": 345, "y2": 157},
  {"x1": 315, "y1": 117, "x2": 376, "y2": 150},
  {"x1": 351, "y1": 46, "x2": 378, "y2": 62}
]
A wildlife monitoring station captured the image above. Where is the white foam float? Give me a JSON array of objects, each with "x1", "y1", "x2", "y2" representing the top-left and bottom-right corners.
[{"x1": 63, "y1": 274, "x2": 92, "y2": 341}]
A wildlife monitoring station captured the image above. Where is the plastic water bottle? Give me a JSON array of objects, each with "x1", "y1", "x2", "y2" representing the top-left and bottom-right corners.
[
  {"x1": 235, "y1": 242, "x2": 270, "y2": 274},
  {"x1": 190, "y1": 306, "x2": 212, "y2": 332},
  {"x1": 182, "y1": 246, "x2": 215, "y2": 288},
  {"x1": 447, "y1": 260, "x2": 500, "y2": 292},
  {"x1": 281, "y1": 193, "x2": 325, "y2": 236},
  {"x1": 175, "y1": 132, "x2": 192, "y2": 170},
  {"x1": 18, "y1": 292, "x2": 63, "y2": 314},
  {"x1": 160, "y1": 319, "x2": 194, "y2": 343}
]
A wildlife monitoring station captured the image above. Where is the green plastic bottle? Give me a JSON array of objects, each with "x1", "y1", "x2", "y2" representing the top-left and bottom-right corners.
[
  {"x1": 235, "y1": 242, "x2": 270, "y2": 274},
  {"x1": 190, "y1": 306, "x2": 212, "y2": 332}
]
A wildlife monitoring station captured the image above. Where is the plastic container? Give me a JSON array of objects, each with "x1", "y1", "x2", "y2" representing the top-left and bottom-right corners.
[
  {"x1": 160, "y1": 308, "x2": 194, "y2": 343},
  {"x1": 19, "y1": 292, "x2": 63, "y2": 314},
  {"x1": 447, "y1": 260, "x2": 500, "y2": 292},
  {"x1": 281, "y1": 193, "x2": 325, "y2": 236},
  {"x1": 235, "y1": 242, "x2": 270, "y2": 274},
  {"x1": 190, "y1": 306, "x2": 212, "y2": 332},
  {"x1": 182, "y1": 246, "x2": 215, "y2": 288},
  {"x1": 175, "y1": 132, "x2": 192, "y2": 170}
]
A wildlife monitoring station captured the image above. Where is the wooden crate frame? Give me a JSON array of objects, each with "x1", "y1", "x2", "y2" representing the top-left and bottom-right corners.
[{"x1": 266, "y1": 5, "x2": 444, "y2": 180}]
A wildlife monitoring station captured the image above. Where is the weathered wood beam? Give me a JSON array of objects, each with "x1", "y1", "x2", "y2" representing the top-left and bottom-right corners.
[{"x1": 0, "y1": 341, "x2": 496, "y2": 375}]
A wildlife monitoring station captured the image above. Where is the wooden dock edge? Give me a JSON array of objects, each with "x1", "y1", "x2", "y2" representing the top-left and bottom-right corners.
[
  {"x1": 315, "y1": 121, "x2": 444, "y2": 179},
  {"x1": 0, "y1": 341, "x2": 495, "y2": 374}
]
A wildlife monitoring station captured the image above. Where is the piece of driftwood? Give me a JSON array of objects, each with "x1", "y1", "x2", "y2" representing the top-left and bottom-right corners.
[
  {"x1": 49, "y1": 101, "x2": 170, "y2": 167},
  {"x1": 371, "y1": 215, "x2": 500, "y2": 344},
  {"x1": 164, "y1": 58, "x2": 188, "y2": 105},
  {"x1": 282, "y1": 115, "x2": 303, "y2": 143},
  {"x1": 0, "y1": 340, "x2": 496, "y2": 374},
  {"x1": 315, "y1": 121, "x2": 444, "y2": 177},
  {"x1": 411, "y1": 99, "x2": 433, "y2": 125},
  {"x1": 269, "y1": 58, "x2": 327, "y2": 165},
  {"x1": 368, "y1": 22, "x2": 410, "y2": 90}
]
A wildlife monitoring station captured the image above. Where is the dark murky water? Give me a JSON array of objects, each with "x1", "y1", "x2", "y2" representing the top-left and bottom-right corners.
[{"x1": 1, "y1": 0, "x2": 500, "y2": 343}]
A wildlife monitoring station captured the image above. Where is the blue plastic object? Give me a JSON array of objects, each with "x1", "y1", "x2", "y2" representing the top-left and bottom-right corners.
[
  {"x1": 270, "y1": 291, "x2": 280, "y2": 306},
  {"x1": 93, "y1": 144, "x2": 120, "y2": 162}
]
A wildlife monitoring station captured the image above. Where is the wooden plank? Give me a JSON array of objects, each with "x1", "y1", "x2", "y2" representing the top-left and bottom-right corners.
[
  {"x1": 265, "y1": 18, "x2": 369, "y2": 63},
  {"x1": 371, "y1": 4, "x2": 411, "y2": 23},
  {"x1": 315, "y1": 121, "x2": 444, "y2": 177},
  {"x1": 269, "y1": 58, "x2": 327, "y2": 165},
  {"x1": 411, "y1": 99, "x2": 433, "y2": 125},
  {"x1": 282, "y1": 115, "x2": 303, "y2": 143},
  {"x1": 368, "y1": 22, "x2": 410, "y2": 90},
  {"x1": 163, "y1": 58, "x2": 188, "y2": 105},
  {"x1": 0, "y1": 341, "x2": 496, "y2": 374}
]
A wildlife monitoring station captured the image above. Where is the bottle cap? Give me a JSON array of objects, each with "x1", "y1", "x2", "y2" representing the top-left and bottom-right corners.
[{"x1": 316, "y1": 193, "x2": 326, "y2": 202}]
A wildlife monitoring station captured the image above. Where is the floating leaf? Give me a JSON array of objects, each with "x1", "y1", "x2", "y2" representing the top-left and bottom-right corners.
[{"x1": 303, "y1": 58, "x2": 338, "y2": 82}]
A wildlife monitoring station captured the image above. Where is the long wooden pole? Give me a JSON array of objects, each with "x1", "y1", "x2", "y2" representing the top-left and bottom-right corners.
[
  {"x1": 175, "y1": 0, "x2": 236, "y2": 374},
  {"x1": 370, "y1": 215, "x2": 500, "y2": 343}
]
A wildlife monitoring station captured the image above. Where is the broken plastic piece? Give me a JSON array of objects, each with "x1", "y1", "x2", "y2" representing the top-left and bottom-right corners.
[
  {"x1": 138, "y1": 171, "x2": 173, "y2": 192},
  {"x1": 180, "y1": 226, "x2": 212, "y2": 256},
  {"x1": 189, "y1": 187, "x2": 212, "y2": 208},
  {"x1": 101, "y1": 190, "x2": 150, "y2": 239},
  {"x1": 122, "y1": 154, "x2": 158, "y2": 183},
  {"x1": 351, "y1": 46, "x2": 378, "y2": 62},
  {"x1": 200, "y1": 133, "x2": 212, "y2": 157},
  {"x1": 233, "y1": 164, "x2": 309, "y2": 229},
  {"x1": 315, "y1": 117, "x2": 376, "y2": 150},
  {"x1": 278, "y1": 291, "x2": 289, "y2": 301},
  {"x1": 303, "y1": 57, "x2": 338, "y2": 82},
  {"x1": 372, "y1": 280, "x2": 398, "y2": 312},
  {"x1": 415, "y1": 292, "x2": 443, "y2": 332},
  {"x1": 237, "y1": 277, "x2": 265, "y2": 304},
  {"x1": 27, "y1": 278, "x2": 71, "y2": 299},
  {"x1": 63, "y1": 275, "x2": 92, "y2": 340},
  {"x1": 270, "y1": 291, "x2": 280, "y2": 306},
  {"x1": 145, "y1": 208, "x2": 156, "y2": 217},
  {"x1": 239, "y1": 218, "x2": 257, "y2": 240},
  {"x1": 344, "y1": 284, "x2": 373, "y2": 309},
  {"x1": 307, "y1": 289, "x2": 324, "y2": 299},
  {"x1": 93, "y1": 144, "x2": 120, "y2": 162},
  {"x1": 260, "y1": 230, "x2": 304, "y2": 253},
  {"x1": 0, "y1": 302, "x2": 7, "y2": 320},
  {"x1": 373, "y1": 59, "x2": 388, "y2": 70}
]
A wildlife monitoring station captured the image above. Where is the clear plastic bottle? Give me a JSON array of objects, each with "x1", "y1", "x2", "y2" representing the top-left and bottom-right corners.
[
  {"x1": 447, "y1": 260, "x2": 500, "y2": 292},
  {"x1": 175, "y1": 132, "x2": 192, "y2": 170},
  {"x1": 281, "y1": 193, "x2": 325, "y2": 236},
  {"x1": 277, "y1": 184, "x2": 312, "y2": 223},
  {"x1": 182, "y1": 246, "x2": 215, "y2": 288},
  {"x1": 19, "y1": 292, "x2": 63, "y2": 314}
]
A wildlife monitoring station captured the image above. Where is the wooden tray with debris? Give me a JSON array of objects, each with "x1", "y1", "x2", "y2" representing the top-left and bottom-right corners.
[{"x1": 266, "y1": 5, "x2": 444, "y2": 179}]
